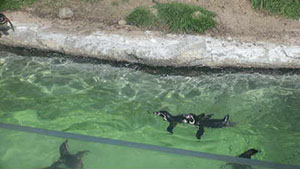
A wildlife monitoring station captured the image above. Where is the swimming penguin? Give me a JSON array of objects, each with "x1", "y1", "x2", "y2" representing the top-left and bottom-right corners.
[
  {"x1": 153, "y1": 110, "x2": 188, "y2": 134},
  {"x1": 59, "y1": 139, "x2": 89, "y2": 169},
  {"x1": 238, "y1": 149, "x2": 260, "y2": 159},
  {"x1": 183, "y1": 113, "x2": 234, "y2": 139},
  {"x1": 43, "y1": 139, "x2": 89, "y2": 169},
  {"x1": 0, "y1": 13, "x2": 14, "y2": 38},
  {"x1": 226, "y1": 148, "x2": 260, "y2": 169}
]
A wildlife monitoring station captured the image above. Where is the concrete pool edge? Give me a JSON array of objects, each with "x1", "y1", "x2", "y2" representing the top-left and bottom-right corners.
[{"x1": 1, "y1": 21, "x2": 300, "y2": 68}]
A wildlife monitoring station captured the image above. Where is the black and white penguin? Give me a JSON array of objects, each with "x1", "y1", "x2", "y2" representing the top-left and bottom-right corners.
[
  {"x1": 183, "y1": 113, "x2": 234, "y2": 139},
  {"x1": 0, "y1": 13, "x2": 14, "y2": 37},
  {"x1": 153, "y1": 110, "x2": 188, "y2": 134}
]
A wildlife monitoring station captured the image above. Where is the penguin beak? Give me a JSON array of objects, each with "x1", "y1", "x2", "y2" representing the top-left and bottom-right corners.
[{"x1": 5, "y1": 17, "x2": 14, "y2": 31}]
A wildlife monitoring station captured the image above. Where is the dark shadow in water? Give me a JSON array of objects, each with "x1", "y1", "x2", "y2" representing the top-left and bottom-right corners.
[
  {"x1": 43, "y1": 139, "x2": 89, "y2": 169},
  {"x1": 2, "y1": 44, "x2": 300, "y2": 76}
]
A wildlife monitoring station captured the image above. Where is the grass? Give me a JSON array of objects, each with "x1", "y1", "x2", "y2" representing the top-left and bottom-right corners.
[
  {"x1": 125, "y1": 7, "x2": 157, "y2": 28},
  {"x1": 155, "y1": 2, "x2": 216, "y2": 33},
  {"x1": 0, "y1": 0, "x2": 38, "y2": 10},
  {"x1": 125, "y1": 2, "x2": 216, "y2": 33},
  {"x1": 251, "y1": 0, "x2": 300, "y2": 19}
]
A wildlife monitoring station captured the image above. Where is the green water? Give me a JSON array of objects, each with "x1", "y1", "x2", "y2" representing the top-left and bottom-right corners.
[{"x1": 0, "y1": 51, "x2": 299, "y2": 168}]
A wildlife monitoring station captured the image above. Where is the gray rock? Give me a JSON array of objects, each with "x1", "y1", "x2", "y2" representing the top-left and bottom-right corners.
[
  {"x1": 58, "y1": 8, "x2": 74, "y2": 19},
  {"x1": 1, "y1": 22, "x2": 300, "y2": 68}
]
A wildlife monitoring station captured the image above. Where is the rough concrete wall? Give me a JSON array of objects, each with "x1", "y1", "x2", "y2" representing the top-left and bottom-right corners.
[{"x1": 1, "y1": 22, "x2": 300, "y2": 68}]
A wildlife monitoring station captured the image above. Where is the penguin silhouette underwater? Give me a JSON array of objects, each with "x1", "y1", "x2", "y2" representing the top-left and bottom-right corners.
[
  {"x1": 153, "y1": 110, "x2": 235, "y2": 139},
  {"x1": 43, "y1": 139, "x2": 89, "y2": 169},
  {"x1": 0, "y1": 13, "x2": 14, "y2": 38},
  {"x1": 225, "y1": 148, "x2": 261, "y2": 169}
]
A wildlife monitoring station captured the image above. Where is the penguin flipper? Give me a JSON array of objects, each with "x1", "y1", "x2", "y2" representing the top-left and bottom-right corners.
[
  {"x1": 238, "y1": 149, "x2": 260, "y2": 159},
  {"x1": 7, "y1": 19, "x2": 14, "y2": 31},
  {"x1": 43, "y1": 160, "x2": 64, "y2": 169},
  {"x1": 223, "y1": 114, "x2": 230, "y2": 123},
  {"x1": 167, "y1": 122, "x2": 177, "y2": 134},
  {"x1": 196, "y1": 125, "x2": 204, "y2": 139},
  {"x1": 75, "y1": 150, "x2": 89, "y2": 158},
  {"x1": 205, "y1": 114, "x2": 214, "y2": 119}
]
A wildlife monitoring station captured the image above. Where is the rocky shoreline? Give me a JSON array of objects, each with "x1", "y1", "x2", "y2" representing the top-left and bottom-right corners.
[{"x1": 1, "y1": 21, "x2": 300, "y2": 69}]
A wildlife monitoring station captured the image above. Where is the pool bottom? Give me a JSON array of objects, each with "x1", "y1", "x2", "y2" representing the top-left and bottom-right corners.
[
  {"x1": 0, "y1": 127, "x2": 226, "y2": 169},
  {"x1": 1, "y1": 126, "x2": 278, "y2": 169}
]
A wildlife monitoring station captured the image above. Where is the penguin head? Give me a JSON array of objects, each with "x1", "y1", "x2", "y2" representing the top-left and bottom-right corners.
[
  {"x1": 183, "y1": 114, "x2": 196, "y2": 125},
  {"x1": 0, "y1": 13, "x2": 14, "y2": 31},
  {"x1": 0, "y1": 13, "x2": 8, "y2": 25},
  {"x1": 153, "y1": 110, "x2": 170, "y2": 121},
  {"x1": 59, "y1": 139, "x2": 70, "y2": 159}
]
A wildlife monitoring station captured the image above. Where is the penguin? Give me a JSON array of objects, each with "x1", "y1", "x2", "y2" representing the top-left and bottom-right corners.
[
  {"x1": 226, "y1": 148, "x2": 261, "y2": 169},
  {"x1": 59, "y1": 139, "x2": 89, "y2": 169},
  {"x1": 153, "y1": 110, "x2": 188, "y2": 134},
  {"x1": 0, "y1": 13, "x2": 14, "y2": 38},
  {"x1": 183, "y1": 113, "x2": 234, "y2": 139},
  {"x1": 238, "y1": 149, "x2": 260, "y2": 159},
  {"x1": 43, "y1": 139, "x2": 89, "y2": 169}
]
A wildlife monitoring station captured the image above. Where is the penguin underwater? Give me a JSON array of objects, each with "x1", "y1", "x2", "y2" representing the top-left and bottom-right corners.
[
  {"x1": 43, "y1": 139, "x2": 89, "y2": 169},
  {"x1": 226, "y1": 148, "x2": 261, "y2": 169},
  {"x1": 0, "y1": 12, "x2": 14, "y2": 37}
]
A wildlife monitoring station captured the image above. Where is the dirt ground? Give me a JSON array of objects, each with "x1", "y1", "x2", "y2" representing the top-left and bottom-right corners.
[{"x1": 5, "y1": 0, "x2": 300, "y2": 45}]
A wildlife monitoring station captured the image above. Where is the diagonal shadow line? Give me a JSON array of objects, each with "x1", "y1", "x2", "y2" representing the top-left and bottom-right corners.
[{"x1": 0, "y1": 122, "x2": 299, "y2": 169}]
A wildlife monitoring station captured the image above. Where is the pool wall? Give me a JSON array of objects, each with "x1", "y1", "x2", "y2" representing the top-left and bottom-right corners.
[{"x1": 0, "y1": 21, "x2": 300, "y2": 68}]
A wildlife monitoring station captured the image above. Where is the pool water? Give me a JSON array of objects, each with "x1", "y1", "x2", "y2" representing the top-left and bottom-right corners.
[{"x1": 0, "y1": 51, "x2": 299, "y2": 168}]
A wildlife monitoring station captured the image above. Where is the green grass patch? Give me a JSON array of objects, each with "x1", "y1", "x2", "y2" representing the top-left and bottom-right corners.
[
  {"x1": 125, "y1": 7, "x2": 157, "y2": 28},
  {"x1": 0, "y1": 0, "x2": 38, "y2": 10},
  {"x1": 155, "y1": 2, "x2": 216, "y2": 33},
  {"x1": 251, "y1": 0, "x2": 300, "y2": 19},
  {"x1": 125, "y1": 2, "x2": 216, "y2": 33}
]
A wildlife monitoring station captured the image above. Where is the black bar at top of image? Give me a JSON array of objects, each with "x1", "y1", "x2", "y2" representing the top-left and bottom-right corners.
[{"x1": 0, "y1": 122, "x2": 299, "y2": 169}]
